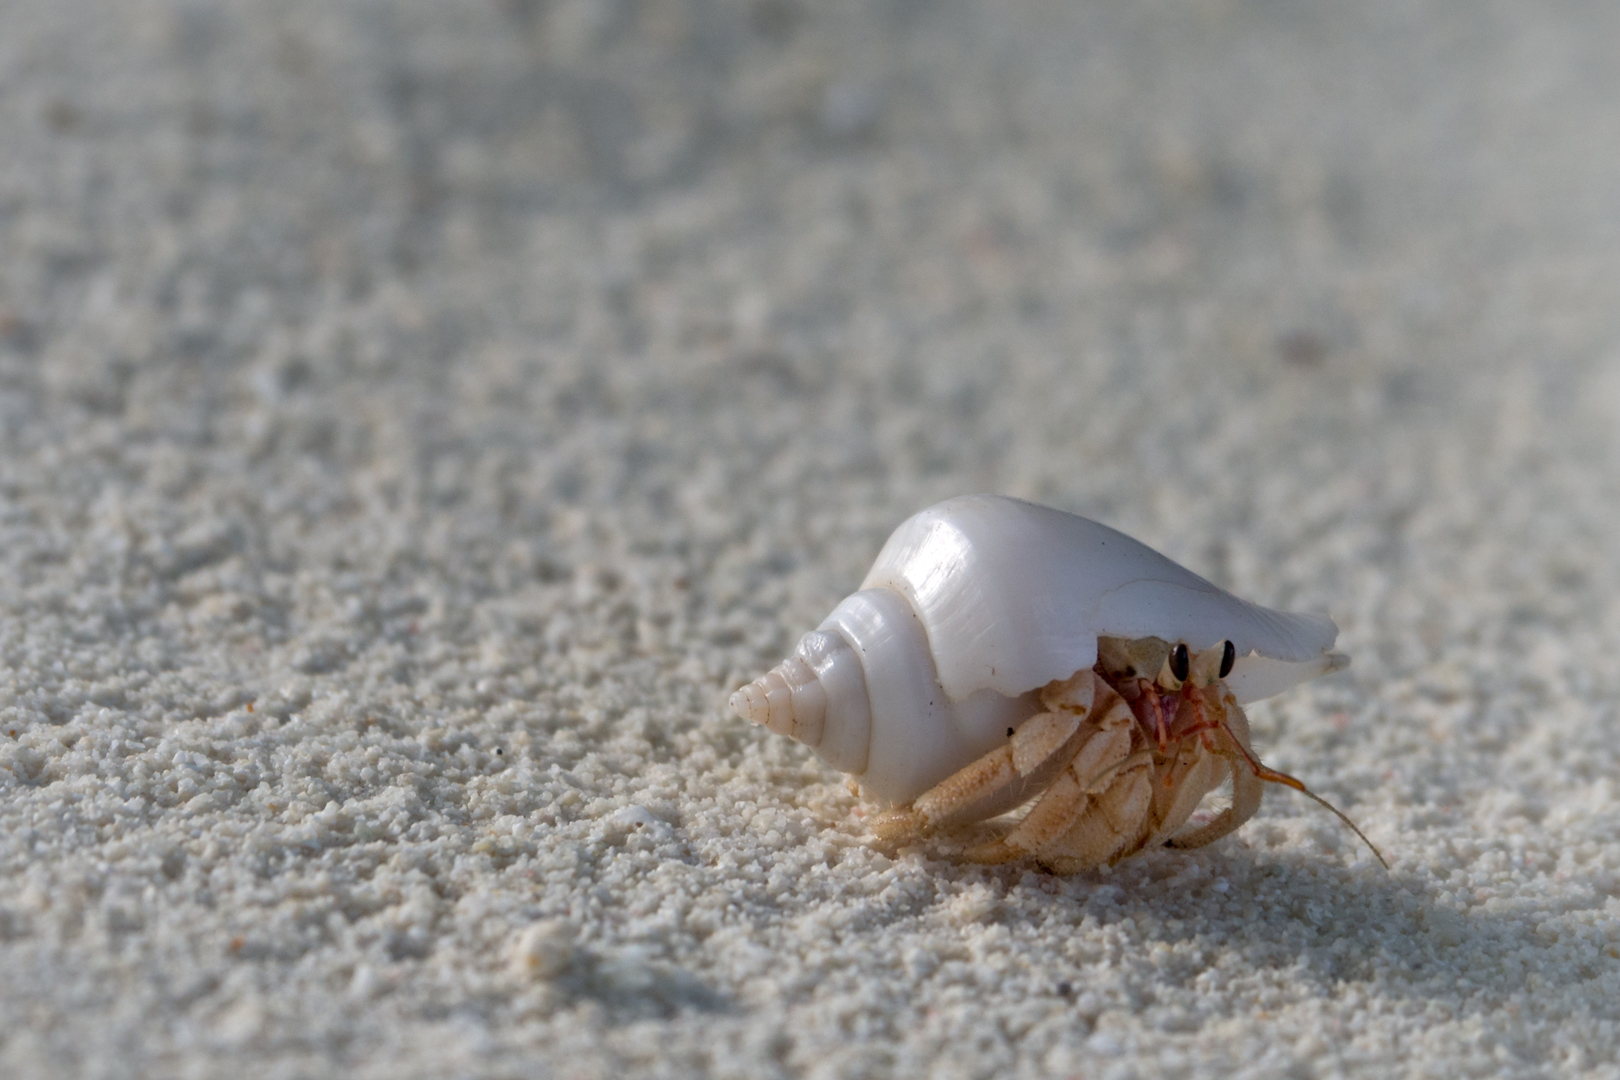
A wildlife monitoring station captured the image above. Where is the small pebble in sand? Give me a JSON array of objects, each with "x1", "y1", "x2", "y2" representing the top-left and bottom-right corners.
[{"x1": 509, "y1": 920, "x2": 575, "y2": 981}]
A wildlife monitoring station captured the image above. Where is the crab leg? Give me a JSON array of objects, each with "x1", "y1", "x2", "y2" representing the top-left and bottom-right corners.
[
  {"x1": 1163, "y1": 694, "x2": 1264, "y2": 850},
  {"x1": 869, "y1": 672, "x2": 1107, "y2": 843},
  {"x1": 960, "y1": 692, "x2": 1142, "y2": 866},
  {"x1": 1014, "y1": 752, "x2": 1155, "y2": 873},
  {"x1": 1138, "y1": 742, "x2": 1231, "y2": 853}
]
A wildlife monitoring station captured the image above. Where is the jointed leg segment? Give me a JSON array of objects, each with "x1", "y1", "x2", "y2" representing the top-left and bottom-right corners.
[
  {"x1": 960, "y1": 691, "x2": 1143, "y2": 866},
  {"x1": 869, "y1": 652, "x2": 1286, "y2": 871},
  {"x1": 868, "y1": 641, "x2": 1384, "y2": 872},
  {"x1": 869, "y1": 671, "x2": 1104, "y2": 842}
]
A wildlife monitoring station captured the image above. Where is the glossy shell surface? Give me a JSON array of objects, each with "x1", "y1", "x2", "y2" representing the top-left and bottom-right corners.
[{"x1": 860, "y1": 495, "x2": 1338, "y2": 702}]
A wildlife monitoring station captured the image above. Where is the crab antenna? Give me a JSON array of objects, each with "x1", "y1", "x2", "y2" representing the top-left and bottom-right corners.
[{"x1": 1218, "y1": 719, "x2": 1389, "y2": 870}]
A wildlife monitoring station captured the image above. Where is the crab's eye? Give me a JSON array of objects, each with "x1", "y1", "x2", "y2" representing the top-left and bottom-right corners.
[
  {"x1": 1169, "y1": 643, "x2": 1190, "y2": 682},
  {"x1": 1219, "y1": 640, "x2": 1236, "y2": 679}
]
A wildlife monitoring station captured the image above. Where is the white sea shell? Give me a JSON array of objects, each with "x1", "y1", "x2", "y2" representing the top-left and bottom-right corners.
[{"x1": 731, "y1": 494, "x2": 1347, "y2": 807}]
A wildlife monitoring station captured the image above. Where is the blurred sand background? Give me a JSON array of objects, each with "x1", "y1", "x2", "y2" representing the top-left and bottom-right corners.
[{"x1": 2, "y1": 1, "x2": 1620, "y2": 1077}]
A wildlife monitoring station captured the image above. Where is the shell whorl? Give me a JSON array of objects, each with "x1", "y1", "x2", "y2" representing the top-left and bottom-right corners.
[
  {"x1": 729, "y1": 629, "x2": 871, "y2": 775},
  {"x1": 730, "y1": 588, "x2": 1042, "y2": 806}
]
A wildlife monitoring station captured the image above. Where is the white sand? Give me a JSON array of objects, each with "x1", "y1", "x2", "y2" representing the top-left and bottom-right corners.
[{"x1": 2, "y1": 2, "x2": 1619, "y2": 1077}]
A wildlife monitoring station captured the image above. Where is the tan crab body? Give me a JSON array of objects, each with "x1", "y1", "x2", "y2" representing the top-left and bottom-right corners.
[{"x1": 730, "y1": 495, "x2": 1379, "y2": 872}]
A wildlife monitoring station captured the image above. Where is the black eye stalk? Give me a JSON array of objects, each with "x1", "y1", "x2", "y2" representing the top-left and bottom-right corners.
[
  {"x1": 1169, "y1": 639, "x2": 1236, "y2": 683},
  {"x1": 1169, "y1": 643, "x2": 1190, "y2": 682}
]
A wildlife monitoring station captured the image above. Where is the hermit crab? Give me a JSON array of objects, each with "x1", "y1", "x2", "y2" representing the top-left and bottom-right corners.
[{"x1": 731, "y1": 495, "x2": 1383, "y2": 872}]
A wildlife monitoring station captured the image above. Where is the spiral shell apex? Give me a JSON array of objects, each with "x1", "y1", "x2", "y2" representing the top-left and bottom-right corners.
[
  {"x1": 728, "y1": 654, "x2": 825, "y2": 749},
  {"x1": 729, "y1": 629, "x2": 870, "y2": 775}
]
